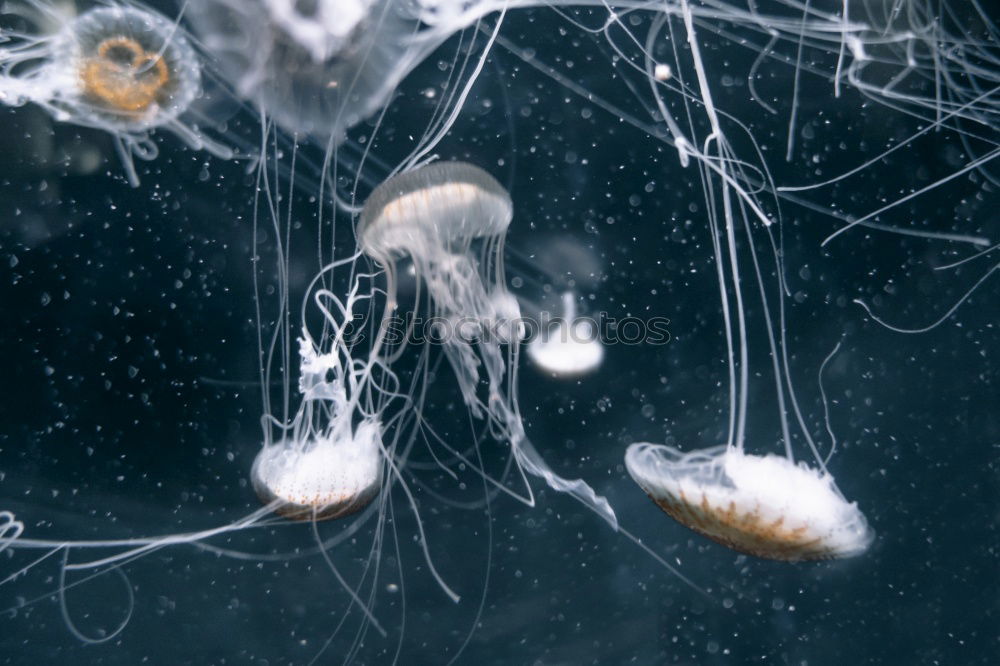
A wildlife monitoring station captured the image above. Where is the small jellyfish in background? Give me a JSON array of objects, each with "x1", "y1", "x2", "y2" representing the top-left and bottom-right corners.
[
  {"x1": 527, "y1": 291, "x2": 604, "y2": 378},
  {"x1": 505, "y1": 233, "x2": 606, "y2": 377},
  {"x1": 358, "y1": 160, "x2": 618, "y2": 528},
  {"x1": 0, "y1": 1, "x2": 232, "y2": 185}
]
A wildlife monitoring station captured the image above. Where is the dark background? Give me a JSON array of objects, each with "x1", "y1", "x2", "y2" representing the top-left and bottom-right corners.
[{"x1": 1, "y1": 2, "x2": 997, "y2": 664}]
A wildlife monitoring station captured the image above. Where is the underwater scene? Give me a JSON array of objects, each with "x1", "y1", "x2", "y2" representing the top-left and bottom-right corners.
[{"x1": 0, "y1": 1, "x2": 997, "y2": 664}]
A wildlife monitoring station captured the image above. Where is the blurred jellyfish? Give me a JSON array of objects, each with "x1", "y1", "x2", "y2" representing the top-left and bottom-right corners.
[
  {"x1": 0, "y1": 511, "x2": 24, "y2": 555},
  {"x1": 0, "y1": 1, "x2": 232, "y2": 185},
  {"x1": 504, "y1": 232, "x2": 606, "y2": 378},
  {"x1": 527, "y1": 291, "x2": 604, "y2": 377},
  {"x1": 185, "y1": 0, "x2": 509, "y2": 140},
  {"x1": 359, "y1": 160, "x2": 618, "y2": 528}
]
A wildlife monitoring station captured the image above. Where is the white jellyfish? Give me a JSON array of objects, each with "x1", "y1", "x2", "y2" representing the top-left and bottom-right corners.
[
  {"x1": 527, "y1": 291, "x2": 604, "y2": 377},
  {"x1": 0, "y1": 259, "x2": 401, "y2": 645},
  {"x1": 250, "y1": 274, "x2": 385, "y2": 522},
  {"x1": 0, "y1": 1, "x2": 233, "y2": 185},
  {"x1": 358, "y1": 160, "x2": 618, "y2": 528}
]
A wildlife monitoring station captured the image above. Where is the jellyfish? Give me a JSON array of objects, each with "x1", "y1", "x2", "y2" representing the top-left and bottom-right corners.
[
  {"x1": 600, "y1": 2, "x2": 881, "y2": 562},
  {"x1": 0, "y1": 1, "x2": 233, "y2": 185},
  {"x1": 250, "y1": 285, "x2": 385, "y2": 522},
  {"x1": 526, "y1": 291, "x2": 604, "y2": 377},
  {"x1": 625, "y1": 444, "x2": 873, "y2": 561},
  {"x1": 358, "y1": 160, "x2": 618, "y2": 528},
  {"x1": 0, "y1": 260, "x2": 403, "y2": 645},
  {"x1": 184, "y1": 0, "x2": 510, "y2": 141}
]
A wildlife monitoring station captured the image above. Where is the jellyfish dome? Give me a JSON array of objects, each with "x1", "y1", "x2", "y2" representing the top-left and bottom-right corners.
[
  {"x1": 625, "y1": 443, "x2": 874, "y2": 561},
  {"x1": 251, "y1": 423, "x2": 381, "y2": 521},
  {"x1": 0, "y1": 5, "x2": 200, "y2": 127},
  {"x1": 359, "y1": 160, "x2": 512, "y2": 258},
  {"x1": 251, "y1": 418, "x2": 382, "y2": 521}
]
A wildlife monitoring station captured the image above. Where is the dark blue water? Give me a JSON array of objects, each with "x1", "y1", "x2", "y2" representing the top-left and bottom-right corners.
[{"x1": 1, "y1": 2, "x2": 997, "y2": 664}]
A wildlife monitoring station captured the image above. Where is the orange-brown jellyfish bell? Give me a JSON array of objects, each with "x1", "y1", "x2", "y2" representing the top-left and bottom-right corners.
[
  {"x1": 79, "y1": 34, "x2": 172, "y2": 115},
  {"x1": 46, "y1": 5, "x2": 201, "y2": 128},
  {"x1": 625, "y1": 443, "x2": 874, "y2": 561},
  {"x1": 0, "y1": 2, "x2": 232, "y2": 185}
]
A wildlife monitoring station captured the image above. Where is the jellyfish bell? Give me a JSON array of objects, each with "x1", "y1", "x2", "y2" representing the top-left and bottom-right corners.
[
  {"x1": 251, "y1": 424, "x2": 382, "y2": 521},
  {"x1": 64, "y1": 8, "x2": 199, "y2": 126},
  {"x1": 0, "y1": 4, "x2": 197, "y2": 125},
  {"x1": 527, "y1": 291, "x2": 604, "y2": 377},
  {"x1": 186, "y1": 0, "x2": 397, "y2": 138},
  {"x1": 625, "y1": 443, "x2": 873, "y2": 561},
  {"x1": 358, "y1": 160, "x2": 513, "y2": 261},
  {"x1": 0, "y1": 1, "x2": 233, "y2": 185},
  {"x1": 251, "y1": 415, "x2": 383, "y2": 522}
]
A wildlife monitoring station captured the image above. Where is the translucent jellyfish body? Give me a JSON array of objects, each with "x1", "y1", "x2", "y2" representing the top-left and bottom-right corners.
[
  {"x1": 0, "y1": 2, "x2": 231, "y2": 184},
  {"x1": 185, "y1": 0, "x2": 436, "y2": 139},
  {"x1": 185, "y1": 0, "x2": 522, "y2": 141},
  {"x1": 527, "y1": 291, "x2": 604, "y2": 377},
  {"x1": 359, "y1": 161, "x2": 512, "y2": 262},
  {"x1": 625, "y1": 443, "x2": 874, "y2": 561},
  {"x1": 359, "y1": 161, "x2": 617, "y2": 528}
]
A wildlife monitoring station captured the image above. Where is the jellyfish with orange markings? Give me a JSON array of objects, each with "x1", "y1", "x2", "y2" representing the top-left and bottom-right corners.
[
  {"x1": 625, "y1": 443, "x2": 873, "y2": 561},
  {"x1": 584, "y1": 0, "x2": 881, "y2": 563},
  {"x1": 0, "y1": 1, "x2": 232, "y2": 185}
]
